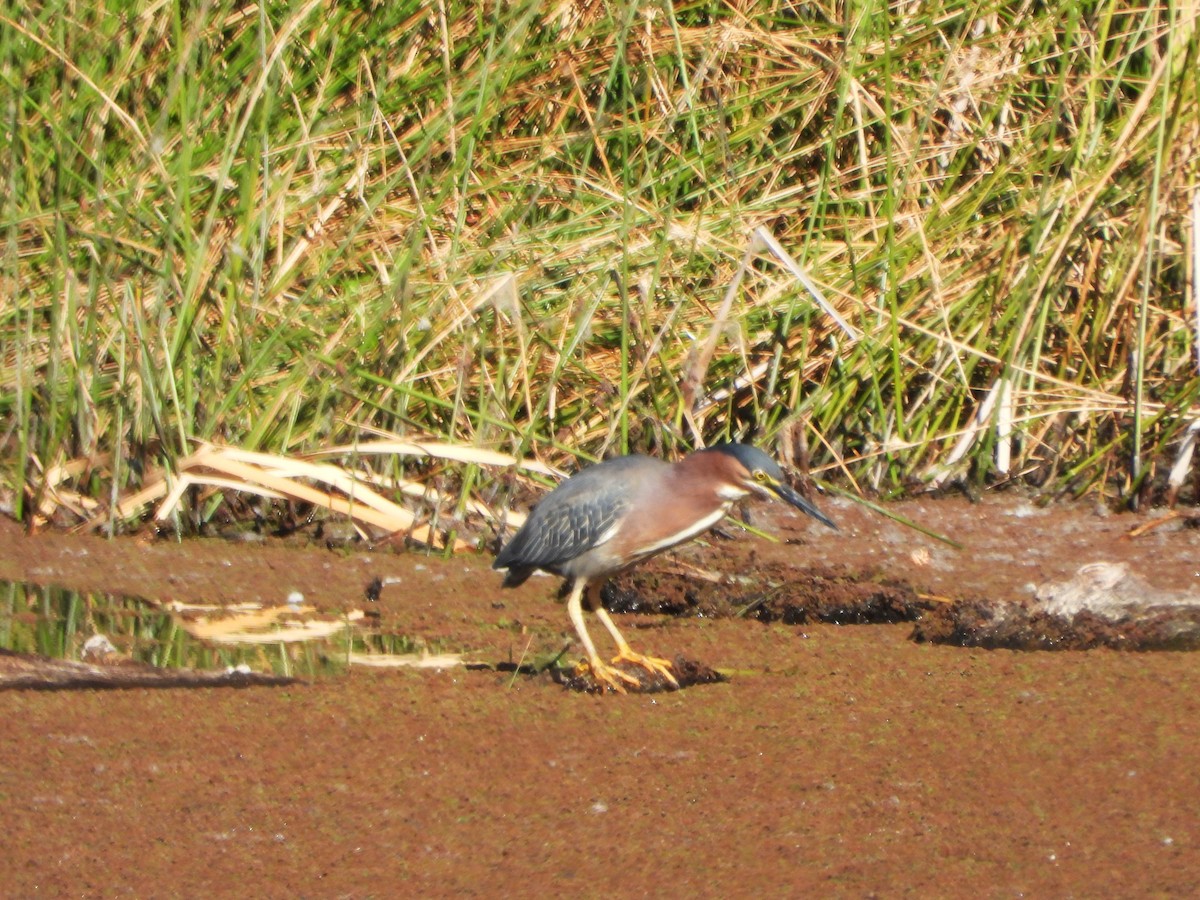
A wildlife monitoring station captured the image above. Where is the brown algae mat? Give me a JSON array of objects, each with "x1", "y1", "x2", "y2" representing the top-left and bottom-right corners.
[{"x1": 2, "y1": 496, "x2": 1200, "y2": 894}]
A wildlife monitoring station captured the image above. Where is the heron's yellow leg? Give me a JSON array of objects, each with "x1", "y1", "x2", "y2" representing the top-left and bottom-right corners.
[{"x1": 566, "y1": 580, "x2": 640, "y2": 692}]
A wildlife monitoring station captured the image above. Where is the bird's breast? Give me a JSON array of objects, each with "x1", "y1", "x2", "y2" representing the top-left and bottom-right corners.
[{"x1": 617, "y1": 498, "x2": 732, "y2": 561}]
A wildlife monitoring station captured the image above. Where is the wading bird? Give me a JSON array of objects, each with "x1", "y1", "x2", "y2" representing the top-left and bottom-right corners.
[{"x1": 493, "y1": 443, "x2": 836, "y2": 692}]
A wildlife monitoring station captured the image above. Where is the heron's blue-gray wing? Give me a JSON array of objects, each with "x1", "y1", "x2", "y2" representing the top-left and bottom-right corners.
[{"x1": 494, "y1": 457, "x2": 654, "y2": 576}]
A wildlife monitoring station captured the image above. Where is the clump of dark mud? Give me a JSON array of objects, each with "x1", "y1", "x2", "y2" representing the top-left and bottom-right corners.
[
  {"x1": 912, "y1": 601, "x2": 1200, "y2": 651},
  {"x1": 607, "y1": 565, "x2": 923, "y2": 625},
  {"x1": 553, "y1": 656, "x2": 726, "y2": 694}
]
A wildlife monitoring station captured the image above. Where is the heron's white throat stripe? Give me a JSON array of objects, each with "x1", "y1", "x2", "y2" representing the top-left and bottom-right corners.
[
  {"x1": 716, "y1": 484, "x2": 751, "y2": 501},
  {"x1": 627, "y1": 503, "x2": 730, "y2": 559}
]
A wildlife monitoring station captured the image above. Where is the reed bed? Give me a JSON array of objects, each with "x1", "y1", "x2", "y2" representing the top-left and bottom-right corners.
[{"x1": 2, "y1": 0, "x2": 1198, "y2": 543}]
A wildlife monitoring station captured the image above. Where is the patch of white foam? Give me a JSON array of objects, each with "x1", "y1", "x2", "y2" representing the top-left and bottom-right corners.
[{"x1": 1035, "y1": 561, "x2": 1198, "y2": 619}]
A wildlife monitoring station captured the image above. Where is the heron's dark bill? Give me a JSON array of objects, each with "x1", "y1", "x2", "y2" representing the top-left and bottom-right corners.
[{"x1": 772, "y1": 482, "x2": 838, "y2": 530}]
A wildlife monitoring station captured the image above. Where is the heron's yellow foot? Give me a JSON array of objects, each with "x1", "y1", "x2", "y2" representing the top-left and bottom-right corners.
[
  {"x1": 612, "y1": 648, "x2": 679, "y2": 687},
  {"x1": 576, "y1": 658, "x2": 642, "y2": 693}
]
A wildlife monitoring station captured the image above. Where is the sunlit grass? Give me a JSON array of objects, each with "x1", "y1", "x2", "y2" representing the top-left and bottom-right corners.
[{"x1": 2, "y1": 0, "x2": 1197, "y2": 538}]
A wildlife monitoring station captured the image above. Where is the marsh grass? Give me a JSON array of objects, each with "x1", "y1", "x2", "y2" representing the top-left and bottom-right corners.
[{"x1": 2, "y1": 0, "x2": 1198, "y2": 539}]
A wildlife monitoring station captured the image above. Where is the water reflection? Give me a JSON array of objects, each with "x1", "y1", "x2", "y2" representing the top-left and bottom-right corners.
[{"x1": 0, "y1": 581, "x2": 446, "y2": 683}]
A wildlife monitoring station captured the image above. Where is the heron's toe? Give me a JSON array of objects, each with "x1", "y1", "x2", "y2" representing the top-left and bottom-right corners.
[
  {"x1": 612, "y1": 649, "x2": 679, "y2": 688},
  {"x1": 576, "y1": 658, "x2": 641, "y2": 694}
]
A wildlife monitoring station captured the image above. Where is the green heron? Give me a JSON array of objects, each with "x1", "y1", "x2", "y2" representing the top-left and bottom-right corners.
[{"x1": 493, "y1": 442, "x2": 836, "y2": 692}]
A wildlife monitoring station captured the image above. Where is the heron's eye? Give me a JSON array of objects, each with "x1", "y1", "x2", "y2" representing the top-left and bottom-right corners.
[{"x1": 753, "y1": 469, "x2": 769, "y2": 483}]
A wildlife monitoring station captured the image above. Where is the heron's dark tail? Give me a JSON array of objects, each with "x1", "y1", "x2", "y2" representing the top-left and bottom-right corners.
[{"x1": 496, "y1": 564, "x2": 534, "y2": 588}]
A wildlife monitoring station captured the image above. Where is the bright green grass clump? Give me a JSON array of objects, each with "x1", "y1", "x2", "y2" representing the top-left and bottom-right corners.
[{"x1": 2, "y1": 0, "x2": 1197, "y2": 530}]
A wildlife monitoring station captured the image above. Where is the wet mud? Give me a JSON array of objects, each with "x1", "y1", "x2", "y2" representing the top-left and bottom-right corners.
[
  {"x1": 914, "y1": 599, "x2": 1200, "y2": 650},
  {"x1": 609, "y1": 564, "x2": 923, "y2": 624},
  {"x1": 3, "y1": 494, "x2": 1200, "y2": 894}
]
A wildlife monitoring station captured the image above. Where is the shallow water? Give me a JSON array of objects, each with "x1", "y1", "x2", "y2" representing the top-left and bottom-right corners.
[
  {"x1": 0, "y1": 578, "x2": 446, "y2": 684},
  {"x1": 2, "y1": 581, "x2": 287, "y2": 671}
]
